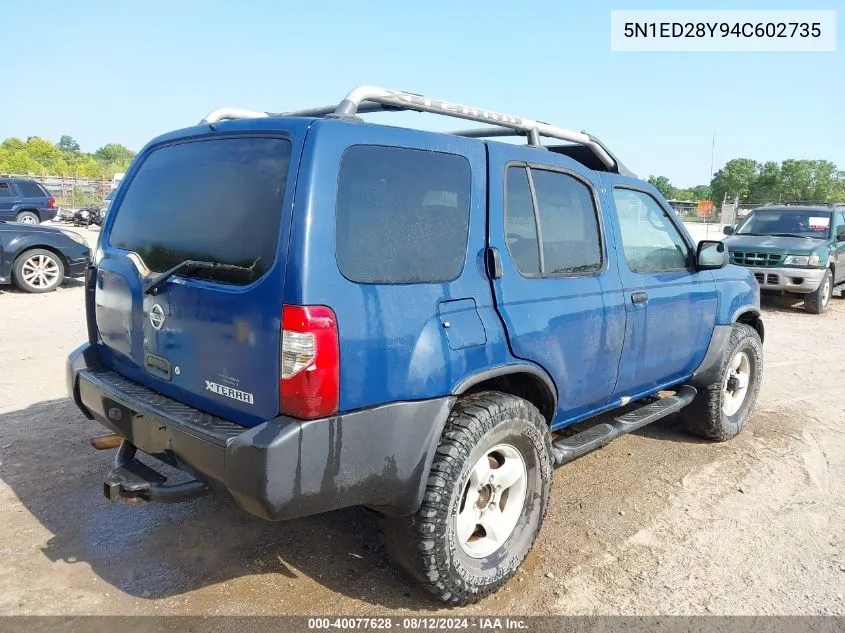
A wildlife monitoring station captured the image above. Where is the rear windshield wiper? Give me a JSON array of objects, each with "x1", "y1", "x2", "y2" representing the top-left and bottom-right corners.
[{"x1": 143, "y1": 259, "x2": 257, "y2": 295}]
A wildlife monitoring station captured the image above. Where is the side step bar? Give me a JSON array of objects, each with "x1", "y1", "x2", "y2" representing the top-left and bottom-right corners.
[
  {"x1": 550, "y1": 385, "x2": 697, "y2": 466},
  {"x1": 104, "y1": 440, "x2": 210, "y2": 504}
]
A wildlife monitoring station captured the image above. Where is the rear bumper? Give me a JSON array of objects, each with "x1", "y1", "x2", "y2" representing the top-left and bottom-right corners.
[
  {"x1": 745, "y1": 266, "x2": 825, "y2": 293},
  {"x1": 67, "y1": 343, "x2": 453, "y2": 520},
  {"x1": 40, "y1": 207, "x2": 58, "y2": 222}
]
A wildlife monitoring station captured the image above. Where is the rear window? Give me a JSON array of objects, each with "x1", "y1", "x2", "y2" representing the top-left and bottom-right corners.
[
  {"x1": 108, "y1": 137, "x2": 291, "y2": 284},
  {"x1": 335, "y1": 145, "x2": 471, "y2": 284},
  {"x1": 17, "y1": 181, "x2": 48, "y2": 198}
]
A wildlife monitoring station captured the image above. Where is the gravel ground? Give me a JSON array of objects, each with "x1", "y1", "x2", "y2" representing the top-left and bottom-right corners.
[{"x1": 1, "y1": 232, "x2": 844, "y2": 615}]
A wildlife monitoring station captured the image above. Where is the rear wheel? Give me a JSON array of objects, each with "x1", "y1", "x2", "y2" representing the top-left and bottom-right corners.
[
  {"x1": 12, "y1": 248, "x2": 65, "y2": 293},
  {"x1": 804, "y1": 269, "x2": 832, "y2": 314},
  {"x1": 380, "y1": 392, "x2": 552, "y2": 606},
  {"x1": 681, "y1": 323, "x2": 763, "y2": 441},
  {"x1": 15, "y1": 211, "x2": 39, "y2": 225}
]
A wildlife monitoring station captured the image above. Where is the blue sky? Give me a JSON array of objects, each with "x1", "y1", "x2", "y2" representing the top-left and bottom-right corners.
[{"x1": 3, "y1": 0, "x2": 842, "y2": 187}]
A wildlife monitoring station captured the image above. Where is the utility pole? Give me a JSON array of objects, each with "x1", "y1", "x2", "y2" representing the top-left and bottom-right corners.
[{"x1": 710, "y1": 130, "x2": 716, "y2": 180}]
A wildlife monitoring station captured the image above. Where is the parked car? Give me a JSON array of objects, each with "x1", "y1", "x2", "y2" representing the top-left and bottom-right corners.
[
  {"x1": 0, "y1": 178, "x2": 58, "y2": 224},
  {"x1": 0, "y1": 221, "x2": 90, "y2": 292},
  {"x1": 66, "y1": 86, "x2": 764, "y2": 606},
  {"x1": 723, "y1": 205, "x2": 845, "y2": 313}
]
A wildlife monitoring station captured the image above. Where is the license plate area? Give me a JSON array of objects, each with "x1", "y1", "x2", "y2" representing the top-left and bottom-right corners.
[{"x1": 102, "y1": 396, "x2": 174, "y2": 456}]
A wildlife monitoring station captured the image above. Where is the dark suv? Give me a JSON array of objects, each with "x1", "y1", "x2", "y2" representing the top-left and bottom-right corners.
[
  {"x1": 0, "y1": 178, "x2": 57, "y2": 224},
  {"x1": 67, "y1": 86, "x2": 765, "y2": 605}
]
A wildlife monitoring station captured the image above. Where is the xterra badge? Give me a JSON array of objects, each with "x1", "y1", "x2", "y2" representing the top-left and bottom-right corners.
[{"x1": 204, "y1": 380, "x2": 254, "y2": 404}]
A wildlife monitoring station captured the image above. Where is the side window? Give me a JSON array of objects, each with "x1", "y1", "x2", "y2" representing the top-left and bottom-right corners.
[
  {"x1": 530, "y1": 169, "x2": 602, "y2": 274},
  {"x1": 837, "y1": 212, "x2": 845, "y2": 240},
  {"x1": 335, "y1": 145, "x2": 471, "y2": 284},
  {"x1": 0, "y1": 183, "x2": 13, "y2": 199},
  {"x1": 18, "y1": 181, "x2": 47, "y2": 198},
  {"x1": 505, "y1": 167, "x2": 540, "y2": 275},
  {"x1": 612, "y1": 188, "x2": 690, "y2": 272},
  {"x1": 504, "y1": 165, "x2": 602, "y2": 276}
]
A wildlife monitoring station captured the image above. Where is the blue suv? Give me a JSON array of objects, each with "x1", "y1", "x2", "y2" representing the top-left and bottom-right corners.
[
  {"x1": 0, "y1": 178, "x2": 58, "y2": 224},
  {"x1": 67, "y1": 86, "x2": 764, "y2": 605}
]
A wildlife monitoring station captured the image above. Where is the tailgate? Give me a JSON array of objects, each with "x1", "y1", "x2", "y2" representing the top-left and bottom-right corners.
[{"x1": 93, "y1": 133, "x2": 296, "y2": 427}]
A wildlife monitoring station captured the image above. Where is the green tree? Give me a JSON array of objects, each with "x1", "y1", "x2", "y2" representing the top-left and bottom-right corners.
[
  {"x1": 57, "y1": 135, "x2": 81, "y2": 153},
  {"x1": 647, "y1": 175, "x2": 675, "y2": 199},
  {"x1": 94, "y1": 143, "x2": 134, "y2": 165},
  {"x1": 24, "y1": 137, "x2": 64, "y2": 172},
  {"x1": 749, "y1": 161, "x2": 781, "y2": 202},
  {"x1": 710, "y1": 158, "x2": 759, "y2": 204},
  {"x1": 5, "y1": 151, "x2": 41, "y2": 174},
  {"x1": 1, "y1": 137, "x2": 26, "y2": 153},
  {"x1": 689, "y1": 185, "x2": 712, "y2": 200},
  {"x1": 0, "y1": 135, "x2": 137, "y2": 178}
]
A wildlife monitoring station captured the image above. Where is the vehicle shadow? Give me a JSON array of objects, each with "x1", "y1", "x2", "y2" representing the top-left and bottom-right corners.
[
  {"x1": 0, "y1": 278, "x2": 84, "y2": 294},
  {"x1": 0, "y1": 398, "x2": 436, "y2": 610},
  {"x1": 759, "y1": 292, "x2": 811, "y2": 314}
]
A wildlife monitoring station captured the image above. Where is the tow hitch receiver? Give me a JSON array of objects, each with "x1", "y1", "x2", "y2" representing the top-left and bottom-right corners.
[{"x1": 104, "y1": 440, "x2": 210, "y2": 504}]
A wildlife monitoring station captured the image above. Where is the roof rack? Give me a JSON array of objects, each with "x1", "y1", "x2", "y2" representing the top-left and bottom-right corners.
[
  {"x1": 200, "y1": 85, "x2": 623, "y2": 172},
  {"x1": 450, "y1": 127, "x2": 635, "y2": 177}
]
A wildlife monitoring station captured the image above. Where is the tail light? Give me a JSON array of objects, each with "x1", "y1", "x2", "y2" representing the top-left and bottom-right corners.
[
  {"x1": 48, "y1": 197, "x2": 56, "y2": 208},
  {"x1": 280, "y1": 305, "x2": 339, "y2": 419}
]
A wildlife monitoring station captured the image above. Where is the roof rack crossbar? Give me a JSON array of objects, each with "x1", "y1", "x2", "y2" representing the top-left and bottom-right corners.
[{"x1": 199, "y1": 85, "x2": 619, "y2": 170}]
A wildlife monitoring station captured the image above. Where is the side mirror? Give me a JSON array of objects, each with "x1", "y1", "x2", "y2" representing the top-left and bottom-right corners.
[
  {"x1": 697, "y1": 240, "x2": 728, "y2": 270},
  {"x1": 723, "y1": 225, "x2": 735, "y2": 236},
  {"x1": 837, "y1": 228, "x2": 845, "y2": 242}
]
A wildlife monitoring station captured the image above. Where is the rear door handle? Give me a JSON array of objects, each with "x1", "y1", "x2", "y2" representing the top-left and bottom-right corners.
[
  {"x1": 631, "y1": 291, "x2": 649, "y2": 305},
  {"x1": 485, "y1": 247, "x2": 503, "y2": 279}
]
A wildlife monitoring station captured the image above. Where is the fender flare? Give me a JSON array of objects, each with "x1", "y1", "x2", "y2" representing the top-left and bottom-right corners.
[
  {"x1": 730, "y1": 305, "x2": 764, "y2": 342},
  {"x1": 453, "y1": 362, "x2": 558, "y2": 421},
  {"x1": 729, "y1": 304, "x2": 761, "y2": 323}
]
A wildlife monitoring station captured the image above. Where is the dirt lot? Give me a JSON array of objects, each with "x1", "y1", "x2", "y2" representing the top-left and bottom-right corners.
[{"x1": 1, "y1": 238, "x2": 844, "y2": 615}]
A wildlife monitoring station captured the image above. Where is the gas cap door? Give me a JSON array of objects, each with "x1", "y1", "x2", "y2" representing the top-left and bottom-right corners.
[{"x1": 437, "y1": 298, "x2": 487, "y2": 350}]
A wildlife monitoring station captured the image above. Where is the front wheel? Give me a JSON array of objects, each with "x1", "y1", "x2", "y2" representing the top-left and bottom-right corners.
[
  {"x1": 380, "y1": 392, "x2": 553, "y2": 606},
  {"x1": 804, "y1": 269, "x2": 833, "y2": 314},
  {"x1": 681, "y1": 323, "x2": 763, "y2": 441},
  {"x1": 12, "y1": 248, "x2": 65, "y2": 293}
]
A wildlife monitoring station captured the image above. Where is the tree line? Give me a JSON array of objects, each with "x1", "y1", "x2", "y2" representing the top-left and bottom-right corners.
[
  {"x1": 648, "y1": 158, "x2": 845, "y2": 205},
  {"x1": 0, "y1": 135, "x2": 136, "y2": 180}
]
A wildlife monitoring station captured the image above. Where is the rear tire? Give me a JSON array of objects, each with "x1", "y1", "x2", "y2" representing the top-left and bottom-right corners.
[
  {"x1": 15, "y1": 211, "x2": 40, "y2": 225},
  {"x1": 681, "y1": 323, "x2": 763, "y2": 441},
  {"x1": 12, "y1": 248, "x2": 65, "y2": 293},
  {"x1": 380, "y1": 392, "x2": 553, "y2": 606},
  {"x1": 804, "y1": 269, "x2": 832, "y2": 314}
]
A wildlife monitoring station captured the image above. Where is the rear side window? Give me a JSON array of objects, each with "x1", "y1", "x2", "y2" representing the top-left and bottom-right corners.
[
  {"x1": 0, "y1": 183, "x2": 12, "y2": 199},
  {"x1": 504, "y1": 166, "x2": 540, "y2": 274},
  {"x1": 18, "y1": 181, "x2": 48, "y2": 198},
  {"x1": 335, "y1": 145, "x2": 471, "y2": 284},
  {"x1": 109, "y1": 137, "x2": 291, "y2": 284},
  {"x1": 504, "y1": 165, "x2": 603, "y2": 276}
]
